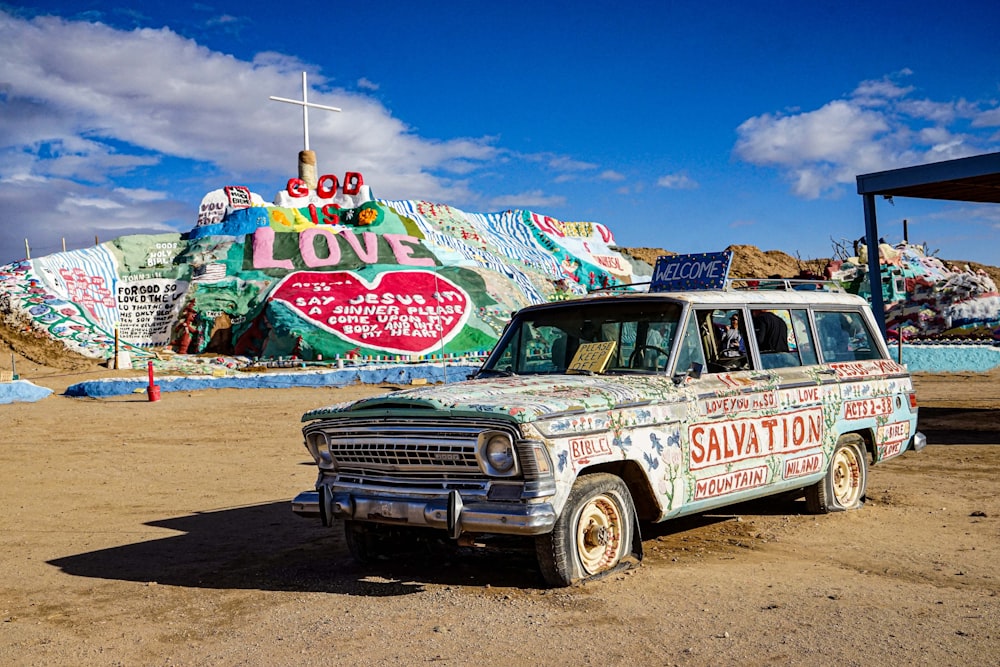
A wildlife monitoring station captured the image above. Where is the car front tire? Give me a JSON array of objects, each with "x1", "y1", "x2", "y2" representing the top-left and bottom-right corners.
[{"x1": 536, "y1": 473, "x2": 639, "y2": 586}]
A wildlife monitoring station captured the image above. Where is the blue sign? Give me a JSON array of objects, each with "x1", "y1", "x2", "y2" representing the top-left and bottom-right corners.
[{"x1": 650, "y1": 251, "x2": 733, "y2": 292}]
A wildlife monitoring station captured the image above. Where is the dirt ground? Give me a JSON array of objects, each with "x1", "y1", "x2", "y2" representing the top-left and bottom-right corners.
[{"x1": 1, "y1": 362, "x2": 998, "y2": 666}]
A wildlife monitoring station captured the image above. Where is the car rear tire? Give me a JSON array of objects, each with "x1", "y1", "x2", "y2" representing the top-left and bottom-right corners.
[
  {"x1": 535, "y1": 473, "x2": 638, "y2": 586},
  {"x1": 806, "y1": 435, "x2": 868, "y2": 513}
]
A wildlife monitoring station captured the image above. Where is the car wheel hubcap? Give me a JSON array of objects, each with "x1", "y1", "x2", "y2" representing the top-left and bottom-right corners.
[
  {"x1": 832, "y1": 447, "x2": 861, "y2": 505},
  {"x1": 576, "y1": 495, "x2": 624, "y2": 574}
]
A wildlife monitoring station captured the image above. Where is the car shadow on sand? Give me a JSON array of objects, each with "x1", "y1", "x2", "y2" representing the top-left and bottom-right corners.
[
  {"x1": 48, "y1": 501, "x2": 552, "y2": 594},
  {"x1": 917, "y1": 407, "x2": 1000, "y2": 445},
  {"x1": 48, "y1": 495, "x2": 813, "y2": 594}
]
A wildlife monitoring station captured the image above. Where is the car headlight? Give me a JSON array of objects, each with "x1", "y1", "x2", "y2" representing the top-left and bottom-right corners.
[
  {"x1": 487, "y1": 434, "x2": 515, "y2": 472},
  {"x1": 479, "y1": 431, "x2": 519, "y2": 476}
]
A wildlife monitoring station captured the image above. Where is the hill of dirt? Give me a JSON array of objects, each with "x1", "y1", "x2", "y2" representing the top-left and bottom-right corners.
[
  {"x1": 0, "y1": 311, "x2": 99, "y2": 375},
  {"x1": 622, "y1": 244, "x2": 827, "y2": 279},
  {"x1": 622, "y1": 244, "x2": 1000, "y2": 287}
]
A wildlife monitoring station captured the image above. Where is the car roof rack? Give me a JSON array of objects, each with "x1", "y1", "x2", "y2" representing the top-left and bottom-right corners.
[
  {"x1": 587, "y1": 281, "x2": 651, "y2": 294},
  {"x1": 589, "y1": 278, "x2": 842, "y2": 294},
  {"x1": 725, "y1": 277, "x2": 843, "y2": 292}
]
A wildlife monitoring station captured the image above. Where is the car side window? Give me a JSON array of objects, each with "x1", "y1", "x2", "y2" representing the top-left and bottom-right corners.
[
  {"x1": 815, "y1": 310, "x2": 880, "y2": 362},
  {"x1": 754, "y1": 309, "x2": 817, "y2": 369},
  {"x1": 698, "y1": 308, "x2": 750, "y2": 373},
  {"x1": 790, "y1": 309, "x2": 818, "y2": 365}
]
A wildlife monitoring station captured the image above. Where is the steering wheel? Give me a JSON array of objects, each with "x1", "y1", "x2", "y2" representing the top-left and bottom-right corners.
[{"x1": 628, "y1": 345, "x2": 669, "y2": 371}]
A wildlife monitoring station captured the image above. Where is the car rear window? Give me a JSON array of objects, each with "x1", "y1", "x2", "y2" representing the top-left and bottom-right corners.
[{"x1": 815, "y1": 310, "x2": 881, "y2": 362}]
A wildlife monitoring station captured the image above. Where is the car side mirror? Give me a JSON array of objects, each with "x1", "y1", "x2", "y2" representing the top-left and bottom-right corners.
[{"x1": 673, "y1": 362, "x2": 702, "y2": 385}]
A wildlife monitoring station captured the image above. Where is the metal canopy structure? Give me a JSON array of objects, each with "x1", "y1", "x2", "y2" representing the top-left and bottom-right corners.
[{"x1": 855, "y1": 151, "x2": 1000, "y2": 334}]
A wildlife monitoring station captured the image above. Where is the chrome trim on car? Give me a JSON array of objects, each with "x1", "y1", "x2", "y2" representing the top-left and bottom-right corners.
[
  {"x1": 292, "y1": 490, "x2": 321, "y2": 518},
  {"x1": 321, "y1": 489, "x2": 556, "y2": 535},
  {"x1": 303, "y1": 417, "x2": 522, "y2": 475},
  {"x1": 295, "y1": 417, "x2": 558, "y2": 536},
  {"x1": 293, "y1": 475, "x2": 558, "y2": 534}
]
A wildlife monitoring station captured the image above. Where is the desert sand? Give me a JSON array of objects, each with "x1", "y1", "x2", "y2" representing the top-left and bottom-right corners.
[{"x1": 0, "y1": 358, "x2": 998, "y2": 666}]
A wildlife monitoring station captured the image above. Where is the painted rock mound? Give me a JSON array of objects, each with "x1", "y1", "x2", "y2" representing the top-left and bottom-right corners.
[
  {"x1": 0, "y1": 179, "x2": 649, "y2": 362},
  {"x1": 828, "y1": 241, "x2": 1000, "y2": 341}
]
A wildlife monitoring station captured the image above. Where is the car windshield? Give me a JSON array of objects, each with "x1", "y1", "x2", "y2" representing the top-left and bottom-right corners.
[{"x1": 479, "y1": 300, "x2": 684, "y2": 376}]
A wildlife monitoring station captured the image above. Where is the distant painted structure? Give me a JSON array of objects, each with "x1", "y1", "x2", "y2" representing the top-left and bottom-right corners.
[{"x1": 827, "y1": 241, "x2": 999, "y2": 343}]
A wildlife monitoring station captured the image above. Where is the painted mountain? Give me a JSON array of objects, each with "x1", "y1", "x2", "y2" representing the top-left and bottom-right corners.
[{"x1": 0, "y1": 175, "x2": 650, "y2": 362}]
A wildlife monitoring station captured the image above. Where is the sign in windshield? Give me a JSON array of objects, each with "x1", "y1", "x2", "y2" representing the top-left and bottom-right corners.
[{"x1": 568, "y1": 341, "x2": 617, "y2": 374}]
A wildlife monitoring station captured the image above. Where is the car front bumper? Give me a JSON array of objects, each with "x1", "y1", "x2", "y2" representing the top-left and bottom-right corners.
[{"x1": 292, "y1": 488, "x2": 557, "y2": 538}]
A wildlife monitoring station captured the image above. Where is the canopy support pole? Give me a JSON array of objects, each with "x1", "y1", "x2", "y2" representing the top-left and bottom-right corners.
[{"x1": 862, "y1": 193, "x2": 887, "y2": 337}]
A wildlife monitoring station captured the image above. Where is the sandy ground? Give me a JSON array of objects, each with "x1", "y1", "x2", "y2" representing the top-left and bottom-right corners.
[{"x1": 1, "y1": 366, "x2": 998, "y2": 666}]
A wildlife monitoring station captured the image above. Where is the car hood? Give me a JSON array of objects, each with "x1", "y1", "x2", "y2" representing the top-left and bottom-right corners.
[{"x1": 302, "y1": 373, "x2": 688, "y2": 423}]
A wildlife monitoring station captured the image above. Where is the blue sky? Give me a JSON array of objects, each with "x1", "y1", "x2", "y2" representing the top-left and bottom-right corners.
[{"x1": 2, "y1": 1, "x2": 999, "y2": 266}]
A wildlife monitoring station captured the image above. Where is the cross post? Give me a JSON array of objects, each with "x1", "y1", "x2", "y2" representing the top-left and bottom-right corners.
[{"x1": 269, "y1": 72, "x2": 342, "y2": 152}]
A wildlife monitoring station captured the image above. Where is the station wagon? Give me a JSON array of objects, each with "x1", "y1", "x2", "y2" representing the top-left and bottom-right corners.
[{"x1": 292, "y1": 252, "x2": 926, "y2": 585}]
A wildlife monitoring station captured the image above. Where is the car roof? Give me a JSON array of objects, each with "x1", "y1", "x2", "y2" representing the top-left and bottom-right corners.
[{"x1": 521, "y1": 288, "x2": 868, "y2": 313}]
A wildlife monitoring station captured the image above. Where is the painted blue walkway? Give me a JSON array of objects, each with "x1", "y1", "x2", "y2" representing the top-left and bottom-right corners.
[{"x1": 64, "y1": 363, "x2": 481, "y2": 398}]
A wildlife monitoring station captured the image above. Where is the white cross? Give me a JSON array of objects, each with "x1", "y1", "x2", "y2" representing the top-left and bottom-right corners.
[{"x1": 269, "y1": 72, "x2": 342, "y2": 152}]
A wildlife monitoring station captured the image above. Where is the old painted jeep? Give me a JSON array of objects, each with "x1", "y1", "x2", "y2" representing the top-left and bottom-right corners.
[{"x1": 292, "y1": 253, "x2": 925, "y2": 586}]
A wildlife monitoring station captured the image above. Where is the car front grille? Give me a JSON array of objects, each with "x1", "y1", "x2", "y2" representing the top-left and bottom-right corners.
[{"x1": 304, "y1": 417, "x2": 518, "y2": 476}]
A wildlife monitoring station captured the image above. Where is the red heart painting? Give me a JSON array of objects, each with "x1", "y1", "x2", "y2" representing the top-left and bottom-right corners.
[{"x1": 270, "y1": 270, "x2": 471, "y2": 355}]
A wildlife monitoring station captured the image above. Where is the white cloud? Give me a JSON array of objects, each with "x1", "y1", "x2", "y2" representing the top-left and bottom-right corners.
[
  {"x1": 357, "y1": 77, "x2": 379, "y2": 91},
  {"x1": 554, "y1": 168, "x2": 623, "y2": 185},
  {"x1": 546, "y1": 156, "x2": 598, "y2": 172},
  {"x1": 896, "y1": 98, "x2": 963, "y2": 124},
  {"x1": 0, "y1": 9, "x2": 534, "y2": 261},
  {"x1": 113, "y1": 187, "x2": 167, "y2": 202},
  {"x1": 4, "y1": 176, "x2": 188, "y2": 260},
  {"x1": 73, "y1": 198, "x2": 125, "y2": 210},
  {"x1": 207, "y1": 14, "x2": 242, "y2": 27},
  {"x1": 927, "y1": 203, "x2": 1000, "y2": 228},
  {"x1": 656, "y1": 172, "x2": 698, "y2": 189},
  {"x1": 972, "y1": 105, "x2": 1000, "y2": 127},
  {"x1": 851, "y1": 74, "x2": 914, "y2": 106},
  {"x1": 735, "y1": 101, "x2": 889, "y2": 168},
  {"x1": 733, "y1": 72, "x2": 1000, "y2": 199}
]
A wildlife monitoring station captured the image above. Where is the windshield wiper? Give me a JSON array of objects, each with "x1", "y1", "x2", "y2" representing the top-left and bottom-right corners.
[{"x1": 476, "y1": 368, "x2": 517, "y2": 378}]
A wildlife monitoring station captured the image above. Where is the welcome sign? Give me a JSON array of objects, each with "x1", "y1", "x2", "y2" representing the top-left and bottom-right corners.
[{"x1": 650, "y1": 251, "x2": 733, "y2": 292}]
